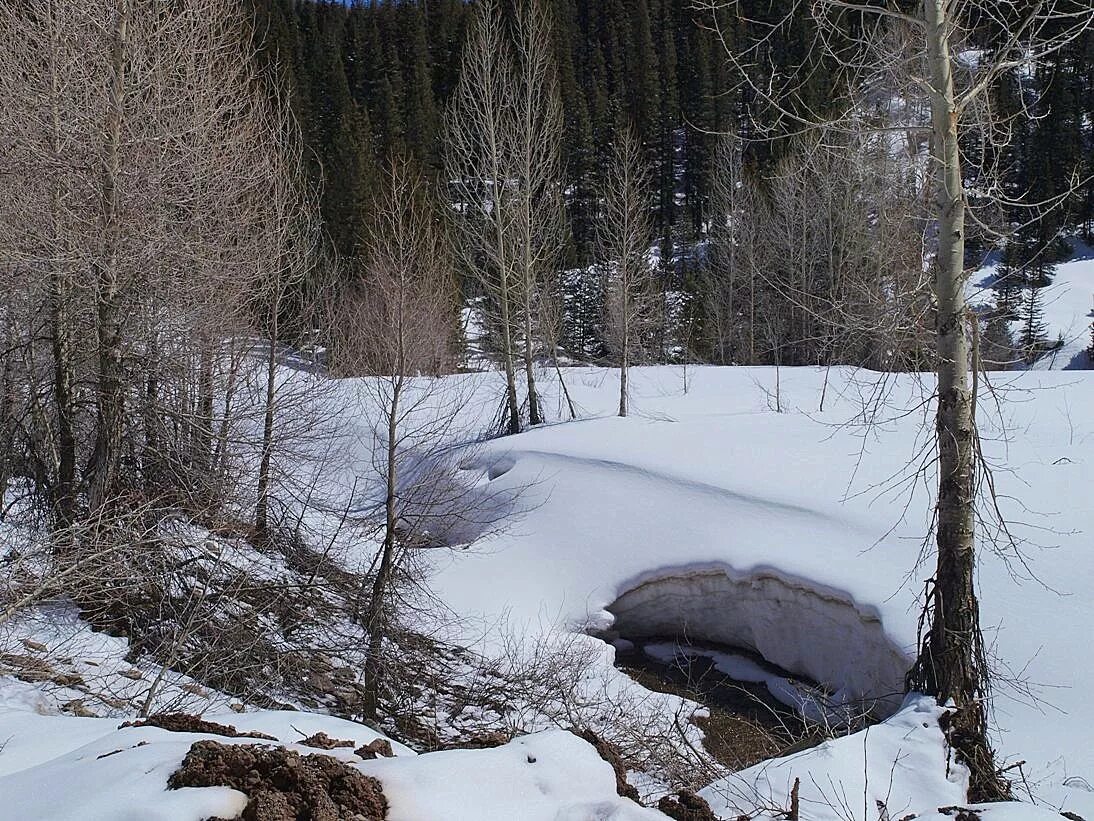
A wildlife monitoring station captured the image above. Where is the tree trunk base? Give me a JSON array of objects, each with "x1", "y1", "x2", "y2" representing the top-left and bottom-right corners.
[{"x1": 940, "y1": 703, "x2": 1011, "y2": 803}]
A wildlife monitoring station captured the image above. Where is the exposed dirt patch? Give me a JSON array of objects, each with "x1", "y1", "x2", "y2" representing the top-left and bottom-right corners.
[
  {"x1": 937, "y1": 808, "x2": 982, "y2": 821},
  {"x1": 355, "y1": 739, "x2": 394, "y2": 760},
  {"x1": 121, "y1": 713, "x2": 276, "y2": 741},
  {"x1": 572, "y1": 729, "x2": 641, "y2": 803},
  {"x1": 0, "y1": 652, "x2": 56, "y2": 683},
  {"x1": 446, "y1": 731, "x2": 511, "y2": 750},
  {"x1": 297, "y1": 732, "x2": 354, "y2": 751},
  {"x1": 169, "y1": 740, "x2": 387, "y2": 821},
  {"x1": 656, "y1": 791, "x2": 720, "y2": 821}
]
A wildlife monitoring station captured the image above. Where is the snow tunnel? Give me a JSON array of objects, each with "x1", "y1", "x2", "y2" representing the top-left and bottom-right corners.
[{"x1": 598, "y1": 568, "x2": 912, "y2": 719}]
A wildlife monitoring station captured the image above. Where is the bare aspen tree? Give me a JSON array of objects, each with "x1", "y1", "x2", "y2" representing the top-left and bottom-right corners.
[
  {"x1": 599, "y1": 128, "x2": 658, "y2": 418},
  {"x1": 447, "y1": 0, "x2": 565, "y2": 434},
  {"x1": 736, "y1": 134, "x2": 929, "y2": 370},
  {"x1": 328, "y1": 156, "x2": 458, "y2": 721},
  {"x1": 701, "y1": 0, "x2": 1093, "y2": 796},
  {"x1": 703, "y1": 132, "x2": 786, "y2": 366},
  {"x1": 537, "y1": 265, "x2": 578, "y2": 421},
  {"x1": 85, "y1": 0, "x2": 131, "y2": 515},
  {"x1": 253, "y1": 100, "x2": 321, "y2": 539},
  {"x1": 447, "y1": 0, "x2": 522, "y2": 435},
  {"x1": 0, "y1": 1, "x2": 93, "y2": 530},
  {"x1": 0, "y1": 0, "x2": 349, "y2": 713},
  {"x1": 703, "y1": 134, "x2": 746, "y2": 365},
  {"x1": 510, "y1": 0, "x2": 565, "y2": 427},
  {"x1": 45, "y1": 1, "x2": 79, "y2": 529},
  {"x1": 1, "y1": 0, "x2": 323, "y2": 557}
]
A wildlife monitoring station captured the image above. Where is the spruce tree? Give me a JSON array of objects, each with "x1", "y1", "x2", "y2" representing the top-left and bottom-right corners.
[{"x1": 1019, "y1": 283, "x2": 1049, "y2": 361}]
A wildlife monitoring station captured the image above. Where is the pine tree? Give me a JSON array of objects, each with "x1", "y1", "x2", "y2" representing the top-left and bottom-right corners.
[
  {"x1": 400, "y1": 1, "x2": 440, "y2": 167},
  {"x1": 1019, "y1": 283, "x2": 1049, "y2": 361},
  {"x1": 993, "y1": 265, "x2": 1022, "y2": 321}
]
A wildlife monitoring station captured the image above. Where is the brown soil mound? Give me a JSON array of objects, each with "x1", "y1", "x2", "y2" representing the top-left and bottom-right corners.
[
  {"x1": 355, "y1": 739, "x2": 394, "y2": 760},
  {"x1": 937, "y1": 808, "x2": 982, "y2": 821},
  {"x1": 448, "y1": 731, "x2": 510, "y2": 750},
  {"x1": 572, "y1": 729, "x2": 641, "y2": 804},
  {"x1": 656, "y1": 791, "x2": 720, "y2": 821},
  {"x1": 121, "y1": 713, "x2": 276, "y2": 740},
  {"x1": 298, "y1": 732, "x2": 354, "y2": 750},
  {"x1": 169, "y1": 740, "x2": 387, "y2": 821}
]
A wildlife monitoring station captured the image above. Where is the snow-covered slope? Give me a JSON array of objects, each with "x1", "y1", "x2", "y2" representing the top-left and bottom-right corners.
[
  {"x1": 363, "y1": 732, "x2": 663, "y2": 821},
  {"x1": 4, "y1": 361, "x2": 1094, "y2": 818},
  {"x1": 0, "y1": 706, "x2": 657, "y2": 821},
  {"x1": 972, "y1": 238, "x2": 1094, "y2": 369},
  {"x1": 416, "y1": 364, "x2": 1094, "y2": 817},
  {"x1": 0, "y1": 708, "x2": 407, "y2": 820},
  {"x1": 701, "y1": 695, "x2": 965, "y2": 821}
]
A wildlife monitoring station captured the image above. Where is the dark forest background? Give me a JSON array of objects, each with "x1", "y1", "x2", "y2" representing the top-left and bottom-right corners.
[{"x1": 246, "y1": 0, "x2": 1094, "y2": 362}]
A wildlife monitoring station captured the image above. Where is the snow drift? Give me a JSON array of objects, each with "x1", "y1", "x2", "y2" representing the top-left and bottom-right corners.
[{"x1": 604, "y1": 567, "x2": 910, "y2": 715}]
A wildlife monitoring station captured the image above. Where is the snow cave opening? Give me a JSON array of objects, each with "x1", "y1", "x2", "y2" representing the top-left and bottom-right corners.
[{"x1": 593, "y1": 568, "x2": 911, "y2": 747}]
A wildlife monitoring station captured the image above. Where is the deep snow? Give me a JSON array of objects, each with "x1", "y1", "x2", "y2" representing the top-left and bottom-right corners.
[
  {"x1": 0, "y1": 704, "x2": 658, "y2": 821},
  {"x1": 700, "y1": 695, "x2": 965, "y2": 820},
  {"x1": 3, "y1": 246, "x2": 1094, "y2": 818},
  {"x1": 971, "y1": 237, "x2": 1094, "y2": 370},
  {"x1": 5, "y1": 358, "x2": 1094, "y2": 817},
  {"x1": 419, "y1": 361, "x2": 1094, "y2": 818}
]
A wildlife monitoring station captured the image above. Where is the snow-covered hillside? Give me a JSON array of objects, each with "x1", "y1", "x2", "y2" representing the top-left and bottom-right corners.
[
  {"x1": 416, "y1": 364, "x2": 1094, "y2": 817},
  {"x1": 972, "y1": 239, "x2": 1094, "y2": 369},
  {"x1": 4, "y1": 360, "x2": 1094, "y2": 819}
]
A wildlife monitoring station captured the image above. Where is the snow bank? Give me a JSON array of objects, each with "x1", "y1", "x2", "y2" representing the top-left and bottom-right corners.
[
  {"x1": 700, "y1": 695, "x2": 965, "y2": 821},
  {"x1": 918, "y1": 804, "x2": 1081, "y2": 820},
  {"x1": 0, "y1": 717, "x2": 249, "y2": 821},
  {"x1": 0, "y1": 708, "x2": 653, "y2": 820},
  {"x1": 409, "y1": 364, "x2": 1094, "y2": 815},
  {"x1": 360, "y1": 731, "x2": 663, "y2": 821},
  {"x1": 604, "y1": 568, "x2": 909, "y2": 715},
  {"x1": 8, "y1": 354, "x2": 1094, "y2": 815}
]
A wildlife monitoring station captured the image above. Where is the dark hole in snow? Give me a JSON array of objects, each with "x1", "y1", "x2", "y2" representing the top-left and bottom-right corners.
[
  {"x1": 485, "y1": 456, "x2": 516, "y2": 481},
  {"x1": 592, "y1": 569, "x2": 911, "y2": 770},
  {"x1": 606, "y1": 636, "x2": 840, "y2": 770}
]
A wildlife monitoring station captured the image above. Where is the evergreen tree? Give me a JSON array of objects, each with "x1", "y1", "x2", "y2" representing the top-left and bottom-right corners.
[
  {"x1": 1019, "y1": 283, "x2": 1049, "y2": 361},
  {"x1": 992, "y1": 256, "x2": 1022, "y2": 321},
  {"x1": 400, "y1": 1, "x2": 440, "y2": 167},
  {"x1": 241, "y1": 0, "x2": 1092, "y2": 322}
]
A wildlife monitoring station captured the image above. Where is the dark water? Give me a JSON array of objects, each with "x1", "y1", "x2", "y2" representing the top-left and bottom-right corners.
[{"x1": 610, "y1": 636, "x2": 836, "y2": 769}]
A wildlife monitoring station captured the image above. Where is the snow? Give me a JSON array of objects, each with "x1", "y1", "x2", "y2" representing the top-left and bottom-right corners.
[
  {"x1": 6, "y1": 246, "x2": 1094, "y2": 816},
  {"x1": 971, "y1": 238, "x2": 1094, "y2": 369},
  {"x1": 0, "y1": 707, "x2": 653, "y2": 820},
  {"x1": 1025, "y1": 247, "x2": 1094, "y2": 368},
  {"x1": 701, "y1": 695, "x2": 965, "y2": 821},
  {"x1": 360, "y1": 731, "x2": 664, "y2": 821},
  {"x1": 612, "y1": 570, "x2": 909, "y2": 717},
  {"x1": 917, "y1": 804, "x2": 1082, "y2": 820},
  {"x1": 0, "y1": 603, "x2": 234, "y2": 718},
  {"x1": 406, "y1": 363, "x2": 1094, "y2": 817},
  {"x1": 0, "y1": 716, "x2": 250, "y2": 821}
]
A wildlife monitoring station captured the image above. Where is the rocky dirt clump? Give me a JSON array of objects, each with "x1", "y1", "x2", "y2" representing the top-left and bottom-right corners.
[
  {"x1": 169, "y1": 740, "x2": 387, "y2": 821},
  {"x1": 121, "y1": 713, "x2": 276, "y2": 740}
]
